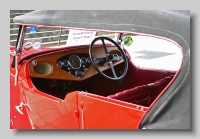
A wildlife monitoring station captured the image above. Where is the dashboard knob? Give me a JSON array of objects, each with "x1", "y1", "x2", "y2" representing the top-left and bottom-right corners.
[
  {"x1": 75, "y1": 70, "x2": 82, "y2": 77},
  {"x1": 56, "y1": 61, "x2": 63, "y2": 68}
]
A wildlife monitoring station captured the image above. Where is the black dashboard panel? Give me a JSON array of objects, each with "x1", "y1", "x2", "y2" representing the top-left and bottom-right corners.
[{"x1": 56, "y1": 54, "x2": 91, "y2": 78}]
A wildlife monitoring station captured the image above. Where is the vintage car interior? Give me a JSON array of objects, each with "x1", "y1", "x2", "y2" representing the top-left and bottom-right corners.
[{"x1": 26, "y1": 31, "x2": 176, "y2": 108}]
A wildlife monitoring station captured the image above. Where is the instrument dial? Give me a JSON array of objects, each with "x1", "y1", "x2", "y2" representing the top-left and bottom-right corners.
[
  {"x1": 81, "y1": 57, "x2": 87, "y2": 64},
  {"x1": 63, "y1": 60, "x2": 69, "y2": 67},
  {"x1": 57, "y1": 61, "x2": 63, "y2": 68},
  {"x1": 68, "y1": 55, "x2": 81, "y2": 69}
]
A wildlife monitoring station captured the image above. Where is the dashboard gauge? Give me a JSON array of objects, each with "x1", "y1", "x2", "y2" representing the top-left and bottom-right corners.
[
  {"x1": 63, "y1": 60, "x2": 69, "y2": 67},
  {"x1": 57, "y1": 61, "x2": 63, "y2": 68},
  {"x1": 68, "y1": 55, "x2": 81, "y2": 69},
  {"x1": 81, "y1": 57, "x2": 87, "y2": 64},
  {"x1": 75, "y1": 70, "x2": 82, "y2": 77}
]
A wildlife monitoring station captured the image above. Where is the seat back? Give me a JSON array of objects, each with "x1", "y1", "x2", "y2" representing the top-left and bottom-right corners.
[{"x1": 107, "y1": 75, "x2": 174, "y2": 106}]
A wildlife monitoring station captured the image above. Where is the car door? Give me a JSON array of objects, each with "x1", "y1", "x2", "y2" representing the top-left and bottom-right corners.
[
  {"x1": 18, "y1": 78, "x2": 80, "y2": 129},
  {"x1": 10, "y1": 76, "x2": 32, "y2": 129},
  {"x1": 77, "y1": 92, "x2": 148, "y2": 129}
]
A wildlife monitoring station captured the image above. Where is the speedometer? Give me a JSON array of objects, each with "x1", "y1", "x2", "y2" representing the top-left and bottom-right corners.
[{"x1": 68, "y1": 55, "x2": 81, "y2": 69}]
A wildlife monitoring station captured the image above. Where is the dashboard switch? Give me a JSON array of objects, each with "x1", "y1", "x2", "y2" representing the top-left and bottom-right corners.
[{"x1": 75, "y1": 70, "x2": 82, "y2": 77}]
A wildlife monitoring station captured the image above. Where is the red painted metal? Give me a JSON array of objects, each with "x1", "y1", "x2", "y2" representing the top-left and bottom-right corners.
[
  {"x1": 77, "y1": 92, "x2": 147, "y2": 129},
  {"x1": 74, "y1": 111, "x2": 79, "y2": 119},
  {"x1": 19, "y1": 78, "x2": 80, "y2": 129},
  {"x1": 10, "y1": 50, "x2": 80, "y2": 129},
  {"x1": 10, "y1": 76, "x2": 32, "y2": 129}
]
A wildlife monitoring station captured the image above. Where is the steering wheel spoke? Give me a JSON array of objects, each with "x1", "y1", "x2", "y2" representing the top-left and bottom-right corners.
[
  {"x1": 109, "y1": 61, "x2": 117, "y2": 78},
  {"x1": 101, "y1": 38, "x2": 109, "y2": 55}
]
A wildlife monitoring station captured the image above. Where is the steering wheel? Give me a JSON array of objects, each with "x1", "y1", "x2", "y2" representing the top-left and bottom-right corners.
[{"x1": 89, "y1": 36, "x2": 128, "y2": 81}]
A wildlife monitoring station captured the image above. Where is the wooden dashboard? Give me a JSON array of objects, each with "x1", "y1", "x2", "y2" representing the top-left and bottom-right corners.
[{"x1": 29, "y1": 46, "x2": 124, "y2": 81}]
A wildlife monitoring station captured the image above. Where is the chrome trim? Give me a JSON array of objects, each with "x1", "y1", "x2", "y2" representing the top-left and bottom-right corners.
[
  {"x1": 87, "y1": 57, "x2": 91, "y2": 63},
  {"x1": 81, "y1": 57, "x2": 87, "y2": 64},
  {"x1": 23, "y1": 41, "x2": 33, "y2": 48},
  {"x1": 58, "y1": 28, "x2": 62, "y2": 47},
  {"x1": 56, "y1": 61, "x2": 63, "y2": 68},
  {"x1": 81, "y1": 108, "x2": 84, "y2": 129},
  {"x1": 14, "y1": 25, "x2": 25, "y2": 86},
  {"x1": 75, "y1": 70, "x2": 82, "y2": 76},
  {"x1": 16, "y1": 25, "x2": 25, "y2": 51},
  {"x1": 14, "y1": 54, "x2": 18, "y2": 86},
  {"x1": 68, "y1": 55, "x2": 82, "y2": 69},
  {"x1": 81, "y1": 101, "x2": 84, "y2": 129},
  {"x1": 15, "y1": 102, "x2": 31, "y2": 115},
  {"x1": 63, "y1": 59, "x2": 69, "y2": 67},
  {"x1": 33, "y1": 41, "x2": 41, "y2": 49},
  {"x1": 32, "y1": 60, "x2": 37, "y2": 66}
]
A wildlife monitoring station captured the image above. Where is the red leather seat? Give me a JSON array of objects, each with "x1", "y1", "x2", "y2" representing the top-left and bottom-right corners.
[{"x1": 107, "y1": 75, "x2": 174, "y2": 106}]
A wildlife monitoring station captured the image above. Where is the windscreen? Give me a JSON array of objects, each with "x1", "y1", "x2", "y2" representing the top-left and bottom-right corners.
[{"x1": 22, "y1": 26, "x2": 119, "y2": 50}]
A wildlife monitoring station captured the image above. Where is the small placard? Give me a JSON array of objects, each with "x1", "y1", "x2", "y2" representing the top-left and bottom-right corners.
[
  {"x1": 67, "y1": 30, "x2": 96, "y2": 46},
  {"x1": 29, "y1": 26, "x2": 37, "y2": 33}
]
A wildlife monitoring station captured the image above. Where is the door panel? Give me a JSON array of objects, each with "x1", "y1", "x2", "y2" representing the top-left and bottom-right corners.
[
  {"x1": 20, "y1": 79, "x2": 80, "y2": 129},
  {"x1": 10, "y1": 76, "x2": 32, "y2": 129},
  {"x1": 77, "y1": 92, "x2": 147, "y2": 129}
]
